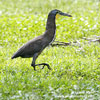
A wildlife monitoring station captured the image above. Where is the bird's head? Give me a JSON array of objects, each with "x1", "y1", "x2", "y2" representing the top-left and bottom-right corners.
[{"x1": 49, "y1": 9, "x2": 72, "y2": 19}]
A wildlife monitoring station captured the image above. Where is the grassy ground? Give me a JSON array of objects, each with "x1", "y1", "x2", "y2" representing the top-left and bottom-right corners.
[{"x1": 0, "y1": 0, "x2": 100, "y2": 99}]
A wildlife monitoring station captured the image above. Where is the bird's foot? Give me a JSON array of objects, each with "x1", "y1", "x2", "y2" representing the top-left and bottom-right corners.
[
  {"x1": 35, "y1": 63, "x2": 52, "y2": 70},
  {"x1": 31, "y1": 63, "x2": 52, "y2": 70}
]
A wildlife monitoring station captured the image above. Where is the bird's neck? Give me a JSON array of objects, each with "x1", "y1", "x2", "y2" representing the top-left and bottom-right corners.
[
  {"x1": 43, "y1": 14, "x2": 56, "y2": 45},
  {"x1": 46, "y1": 14, "x2": 56, "y2": 31}
]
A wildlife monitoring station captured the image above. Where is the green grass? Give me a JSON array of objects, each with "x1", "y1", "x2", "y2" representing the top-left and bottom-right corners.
[{"x1": 0, "y1": 0, "x2": 100, "y2": 99}]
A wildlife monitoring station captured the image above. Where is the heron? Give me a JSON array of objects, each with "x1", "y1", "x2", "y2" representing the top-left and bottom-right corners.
[{"x1": 11, "y1": 9, "x2": 72, "y2": 70}]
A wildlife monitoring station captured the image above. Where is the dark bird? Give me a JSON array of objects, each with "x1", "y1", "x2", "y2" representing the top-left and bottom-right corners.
[{"x1": 11, "y1": 9, "x2": 72, "y2": 70}]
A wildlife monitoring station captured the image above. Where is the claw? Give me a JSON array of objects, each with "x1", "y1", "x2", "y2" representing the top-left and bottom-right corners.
[
  {"x1": 42, "y1": 65, "x2": 45, "y2": 69},
  {"x1": 48, "y1": 66, "x2": 52, "y2": 70}
]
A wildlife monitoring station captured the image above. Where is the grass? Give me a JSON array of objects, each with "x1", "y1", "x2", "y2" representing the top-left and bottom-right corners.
[{"x1": 0, "y1": 0, "x2": 100, "y2": 99}]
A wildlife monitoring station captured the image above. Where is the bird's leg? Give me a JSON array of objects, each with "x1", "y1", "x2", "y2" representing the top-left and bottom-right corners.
[
  {"x1": 31, "y1": 53, "x2": 39, "y2": 71},
  {"x1": 31, "y1": 61, "x2": 36, "y2": 70},
  {"x1": 35, "y1": 63, "x2": 52, "y2": 70},
  {"x1": 31, "y1": 53, "x2": 52, "y2": 70}
]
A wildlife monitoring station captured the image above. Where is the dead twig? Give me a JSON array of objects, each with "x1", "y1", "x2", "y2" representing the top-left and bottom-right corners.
[{"x1": 51, "y1": 41, "x2": 71, "y2": 47}]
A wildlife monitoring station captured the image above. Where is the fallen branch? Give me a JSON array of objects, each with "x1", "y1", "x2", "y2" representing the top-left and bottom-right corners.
[
  {"x1": 51, "y1": 40, "x2": 82, "y2": 47},
  {"x1": 51, "y1": 36, "x2": 100, "y2": 47}
]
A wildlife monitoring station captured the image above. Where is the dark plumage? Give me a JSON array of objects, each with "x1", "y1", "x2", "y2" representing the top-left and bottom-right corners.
[{"x1": 11, "y1": 9, "x2": 72, "y2": 70}]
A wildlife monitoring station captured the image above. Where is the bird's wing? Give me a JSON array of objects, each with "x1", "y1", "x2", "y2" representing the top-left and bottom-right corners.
[{"x1": 11, "y1": 36, "x2": 44, "y2": 59}]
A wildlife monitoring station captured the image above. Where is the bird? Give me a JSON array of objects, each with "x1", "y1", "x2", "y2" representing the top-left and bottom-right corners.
[{"x1": 11, "y1": 9, "x2": 72, "y2": 70}]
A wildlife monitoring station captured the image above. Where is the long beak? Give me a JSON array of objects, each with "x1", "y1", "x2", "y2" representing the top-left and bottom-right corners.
[{"x1": 59, "y1": 12, "x2": 72, "y2": 17}]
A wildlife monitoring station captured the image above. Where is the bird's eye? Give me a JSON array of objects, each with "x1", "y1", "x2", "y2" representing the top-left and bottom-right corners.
[{"x1": 57, "y1": 11, "x2": 61, "y2": 13}]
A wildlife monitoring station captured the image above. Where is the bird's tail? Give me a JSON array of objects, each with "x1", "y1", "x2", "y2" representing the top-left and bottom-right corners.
[
  {"x1": 11, "y1": 55, "x2": 16, "y2": 59},
  {"x1": 11, "y1": 52, "x2": 19, "y2": 59},
  {"x1": 11, "y1": 56, "x2": 15, "y2": 59}
]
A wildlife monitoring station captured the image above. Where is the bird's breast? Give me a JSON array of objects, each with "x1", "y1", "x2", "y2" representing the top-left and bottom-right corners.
[
  {"x1": 43, "y1": 29, "x2": 56, "y2": 46},
  {"x1": 49, "y1": 30, "x2": 56, "y2": 45}
]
